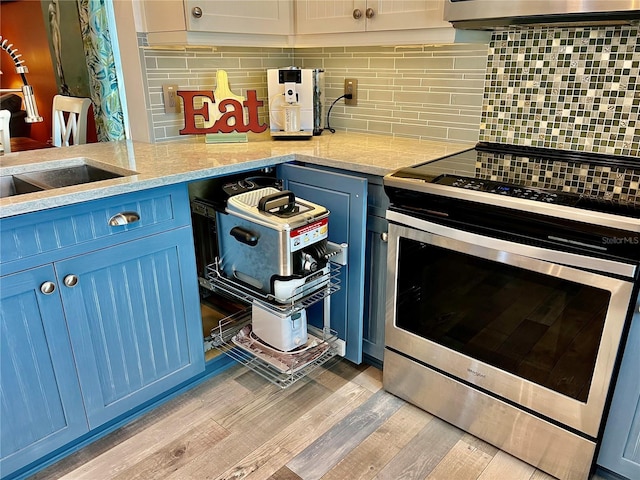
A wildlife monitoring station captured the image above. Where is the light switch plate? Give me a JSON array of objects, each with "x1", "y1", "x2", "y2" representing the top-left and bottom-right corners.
[{"x1": 163, "y1": 84, "x2": 180, "y2": 113}]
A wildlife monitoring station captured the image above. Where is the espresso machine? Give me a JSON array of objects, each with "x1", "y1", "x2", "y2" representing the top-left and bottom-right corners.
[{"x1": 267, "y1": 67, "x2": 325, "y2": 139}]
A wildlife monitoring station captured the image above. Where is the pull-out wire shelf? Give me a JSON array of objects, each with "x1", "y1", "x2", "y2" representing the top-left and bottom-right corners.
[
  {"x1": 202, "y1": 260, "x2": 342, "y2": 388},
  {"x1": 203, "y1": 261, "x2": 341, "y2": 315}
]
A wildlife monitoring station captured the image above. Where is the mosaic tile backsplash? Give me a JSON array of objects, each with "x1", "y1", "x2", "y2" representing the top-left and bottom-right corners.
[
  {"x1": 475, "y1": 152, "x2": 640, "y2": 205},
  {"x1": 480, "y1": 26, "x2": 640, "y2": 158}
]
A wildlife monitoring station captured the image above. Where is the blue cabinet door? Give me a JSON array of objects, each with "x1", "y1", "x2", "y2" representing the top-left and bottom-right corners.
[
  {"x1": 598, "y1": 291, "x2": 640, "y2": 479},
  {"x1": 57, "y1": 227, "x2": 204, "y2": 429},
  {"x1": 363, "y1": 214, "x2": 388, "y2": 364},
  {"x1": 0, "y1": 265, "x2": 88, "y2": 478},
  {"x1": 278, "y1": 163, "x2": 367, "y2": 364}
]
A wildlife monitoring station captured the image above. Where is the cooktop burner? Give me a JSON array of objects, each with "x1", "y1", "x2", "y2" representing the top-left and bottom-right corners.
[{"x1": 386, "y1": 142, "x2": 640, "y2": 224}]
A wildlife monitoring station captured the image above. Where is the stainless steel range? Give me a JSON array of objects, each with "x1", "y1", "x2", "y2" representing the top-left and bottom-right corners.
[{"x1": 382, "y1": 142, "x2": 640, "y2": 480}]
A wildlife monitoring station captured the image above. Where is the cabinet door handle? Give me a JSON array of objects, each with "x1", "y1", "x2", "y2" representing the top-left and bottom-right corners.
[
  {"x1": 353, "y1": 8, "x2": 363, "y2": 19},
  {"x1": 63, "y1": 275, "x2": 79, "y2": 288},
  {"x1": 381, "y1": 232, "x2": 388, "y2": 242},
  {"x1": 108, "y1": 211, "x2": 140, "y2": 226},
  {"x1": 365, "y1": 7, "x2": 375, "y2": 19},
  {"x1": 192, "y1": 6, "x2": 203, "y2": 18},
  {"x1": 40, "y1": 281, "x2": 56, "y2": 295}
]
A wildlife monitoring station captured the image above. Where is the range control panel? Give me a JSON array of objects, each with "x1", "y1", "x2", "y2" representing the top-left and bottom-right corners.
[{"x1": 434, "y1": 175, "x2": 579, "y2": 206}]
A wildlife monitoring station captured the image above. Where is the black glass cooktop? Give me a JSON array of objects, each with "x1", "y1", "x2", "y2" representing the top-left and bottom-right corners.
[{"x1": 388, "y1": 143, "x2": 640, "y2": 217}]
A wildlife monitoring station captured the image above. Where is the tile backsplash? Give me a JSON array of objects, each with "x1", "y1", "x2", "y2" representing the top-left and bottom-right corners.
[
  {"x1": 475, "y1": 151, "x2": 640, "y2": 205},
  {"x1": 138, "y1": 25, "x2": 639, "y2": 160},
  {"x1": 138, "y1": 39, "x2": 291, "y2": 142},
  {"x1": 294, "y1": 44, "x2": 487, "y2": 142},
  {"x1": 480, "y1": 26, "x2": 639, "y2": 158},
  {"x1": 138, "y1": 36, "x2": 488, "y2": 143}
]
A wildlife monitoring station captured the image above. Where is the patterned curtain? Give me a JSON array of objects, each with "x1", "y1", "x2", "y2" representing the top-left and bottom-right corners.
[{"x1": 76, "y1": 0, "x2": 124, "y2": 141}]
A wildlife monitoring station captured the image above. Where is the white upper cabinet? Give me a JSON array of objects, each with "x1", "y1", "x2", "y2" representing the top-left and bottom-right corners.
[
  {"x1": 139, "y1": 0, "x2": 454, "y2": 47},
  {"x1": 141, "y1": 0, "x2": 294, "y2": 46},
  {"x1": 296, "y1": 0, "x2": 367, "y2": 34},
  {"x1": 295, "y1": 0, "x2": 449, "y2": 35},
  {"x1": 185, "y1": 0, "x2": 293, "y2": 35}
]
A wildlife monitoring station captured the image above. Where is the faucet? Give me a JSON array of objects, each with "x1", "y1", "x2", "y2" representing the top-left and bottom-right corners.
[{"x1": 1, "y1": 35, "x2": 44, "y2": 124}]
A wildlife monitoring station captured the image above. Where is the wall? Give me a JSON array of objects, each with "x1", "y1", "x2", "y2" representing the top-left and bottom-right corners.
[
  {"x1": 139, "y1": 37, "x2": 489, "y2": 143},
  {"x1": 1, "y1": 0, "x2": 57, "y2": 143},
  {"x1": 480, "y1": 25, "x2": 639, "y2": 158},
  {"x1": 1, "y1": 0, "x2": 97, "y2": 145}
]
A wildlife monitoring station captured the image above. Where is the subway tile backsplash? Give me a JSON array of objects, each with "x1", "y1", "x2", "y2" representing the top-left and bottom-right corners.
[
  {"x1": 138, "y1": 42, "x2": 292, "y2": 142},
  {"x1": 296, "y1": 44, "x2": 488, "y2": 142},
  {"x1": 480, "y1": 26, "x2": 640, "y2": 158},
  {"x1": 138, "y1": 38, "x2": 488, "y2": 143}
]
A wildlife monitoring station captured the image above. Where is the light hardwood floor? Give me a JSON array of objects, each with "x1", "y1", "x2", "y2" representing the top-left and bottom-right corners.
[{"x1": 31, "y1": 359, "x2": 610, "y2": 480}]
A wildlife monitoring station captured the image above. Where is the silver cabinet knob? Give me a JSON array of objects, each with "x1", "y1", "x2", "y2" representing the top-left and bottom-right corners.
[
  {"x1": 365, "y1": 7, "x2": 375, "y2": 19},
  {"x1": 63, "y1": 275, "x2": 79, "y2": 288},
  {"x1": 353, "y1": 8, "x2": 363, "y2": 19},
  {"x1": 40, "y1": 281, "x2": 56, "y2": 295},
  {"x1": 108, "y1": 211, "x2": 140, "y2": 226},
  {"x1": 192, "y1": 6, "x2": 203, "y2": 18},
  {"x1": 381, "y1": 232, "x2": 388, "y2": 242}
]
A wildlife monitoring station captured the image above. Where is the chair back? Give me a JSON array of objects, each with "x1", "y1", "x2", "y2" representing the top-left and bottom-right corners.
[
  {"x1": 52, "y1": 95, "x2": 91, "y2": 147},
  {"x1": 0, "y1": 109, "x2": 11, "y2": 153}
]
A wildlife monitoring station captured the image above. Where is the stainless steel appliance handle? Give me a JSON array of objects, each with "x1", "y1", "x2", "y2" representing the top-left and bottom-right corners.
[{"x1": 386, "y1": 209, "x2": 637, "y2": 279}]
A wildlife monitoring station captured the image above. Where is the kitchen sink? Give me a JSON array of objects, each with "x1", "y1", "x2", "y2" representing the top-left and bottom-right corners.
[
  {"x1": 16, "y1": 164, "x2": 127, "y2": 189},
  {"x1": 0, "y1": 161, "x2": 136, "y2": 197},
  {"x1": 0, "y1": 176, "x2": 45, "y2": 198}
]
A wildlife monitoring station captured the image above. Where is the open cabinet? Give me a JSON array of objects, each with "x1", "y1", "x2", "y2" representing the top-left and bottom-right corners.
[{"x1": 189, "y1": 163, "x2": 367, "y2": 388}]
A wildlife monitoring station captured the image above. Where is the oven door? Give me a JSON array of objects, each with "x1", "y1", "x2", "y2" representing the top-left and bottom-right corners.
[{"x1": 385, "y1": 210, "x2": 635, "y2": 438}]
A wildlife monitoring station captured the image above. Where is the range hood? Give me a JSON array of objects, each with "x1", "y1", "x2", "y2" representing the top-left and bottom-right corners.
[{"x1": 444, "y1": 0, "x2": 640, "y2": 29}]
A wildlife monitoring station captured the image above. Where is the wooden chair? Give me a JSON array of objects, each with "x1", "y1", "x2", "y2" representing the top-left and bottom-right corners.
[
  {"x1": 0, "y1": 109, "x2": 11, "y2": 153},
  {"x1": 52, "y1": 95, "x2": 91, "y2": 147}
]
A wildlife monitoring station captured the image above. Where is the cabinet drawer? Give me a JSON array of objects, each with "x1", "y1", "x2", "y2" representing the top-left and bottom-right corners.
[{"x1": 0, "y1": 184, "x2": 191, "y2": 269}]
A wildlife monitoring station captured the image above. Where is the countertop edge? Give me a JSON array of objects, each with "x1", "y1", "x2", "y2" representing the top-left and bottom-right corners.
[{"x1": 1, "y1": 135, "x2": 474, "y2": 218}]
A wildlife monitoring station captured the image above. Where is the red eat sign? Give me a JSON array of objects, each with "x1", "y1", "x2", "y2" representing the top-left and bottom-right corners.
[{"x1": 177, "y1": 90, "x2": 267, "y2": 135}]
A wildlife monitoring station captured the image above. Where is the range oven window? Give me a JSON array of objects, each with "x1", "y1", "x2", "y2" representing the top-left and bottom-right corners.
[{"x1": 396, "y1": 237, "x2": 611, "y2": 403}]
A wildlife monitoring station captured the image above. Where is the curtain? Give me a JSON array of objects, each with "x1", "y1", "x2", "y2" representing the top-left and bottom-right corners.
[{"x1": 77, "y1": 0, "x2": 124, "y2": 142}]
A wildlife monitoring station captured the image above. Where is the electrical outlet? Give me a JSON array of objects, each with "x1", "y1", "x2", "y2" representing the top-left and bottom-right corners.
[
  {"x1": 163, "y1": 84, "x2": 180, "y2": 113},
  {"x1": 344, "y1": 78, "x2": 357, "y2": 106}
]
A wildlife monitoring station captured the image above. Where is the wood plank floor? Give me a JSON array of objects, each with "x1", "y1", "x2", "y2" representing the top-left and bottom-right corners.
[{"x1": 30, "y1": 359, "x2": 609, "y2": 480}]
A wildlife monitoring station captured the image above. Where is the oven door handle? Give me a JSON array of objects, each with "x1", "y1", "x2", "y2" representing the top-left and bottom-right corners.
[{"x1": 387, "y1": 210, "x2": 636, "y2": 279}]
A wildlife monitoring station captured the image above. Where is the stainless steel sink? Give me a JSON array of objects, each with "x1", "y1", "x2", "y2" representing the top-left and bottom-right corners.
[
  {"x1": 0, "y1": 176, "x2": 45, "y2": 198},
  {"x1": 0, "y1": 161, "x2": 136, "y2": 197},
  {"x1": 16, "y1": 164, "x2": 126, "y2": 189}
]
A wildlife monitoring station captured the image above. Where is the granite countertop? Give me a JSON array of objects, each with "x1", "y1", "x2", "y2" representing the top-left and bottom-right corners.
[{"x1": 0, "y1": 132, "x2": 473, "y2": 218}]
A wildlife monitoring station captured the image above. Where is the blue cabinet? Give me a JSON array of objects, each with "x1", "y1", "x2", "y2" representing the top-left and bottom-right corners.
[
  {"x1": 0, "y1": 185, "x2": 203, "y2": 479},
  {"x1": 362, "y1": 176, "x2": 389, "y2": 365},
  {"x1": 0, "y1": 266, "x2": 89, "y2": 477},
  {"x1": 59, "y1": 228, "x2": 204, "y2": 429},
  {"x1": 278, "y1": 163, "x2": 367, "y2": 364},
  {"x1": 598, "y1": 291, "x2": 640, "y2": 479}
]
